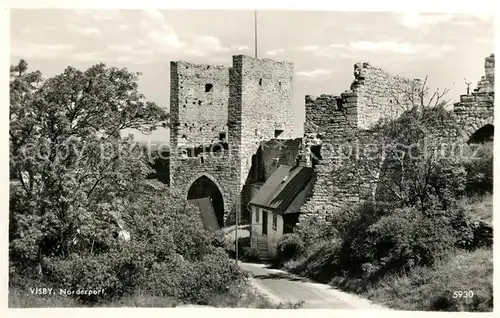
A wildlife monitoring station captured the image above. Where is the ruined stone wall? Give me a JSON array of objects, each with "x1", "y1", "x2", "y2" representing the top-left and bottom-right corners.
[
  {"x1": 302, "y1": 93, "x2": 358, "y2": 166},
  {"x1": 297, "y1": 55, "x2": 494, "y2": 229},
  {"x1": 453, "y1": 54, "x2": 495, "y2": 136},
  {"x1": 170, "y1": 61, "x2": 230, "y2": 149},
  {"x1": 297, "y1": 62, "x2": 421, "y2": 225},
  {"x1": 229, "y1": 55, "x2": 295, "y2": 188},
  {"x1": 353, "y1": 62, "x2": 421, "y2": 130},
  {"x1": 475, "y1": 54, "x2": 495, "y2": 94},
  {"x1": 304, "y1": 94, "x2": 357, "y2": 137}
]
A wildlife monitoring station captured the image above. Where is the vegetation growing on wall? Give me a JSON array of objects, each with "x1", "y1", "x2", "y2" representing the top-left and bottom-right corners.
[{"x1": 289, "y1": 81, "x2": 493, "y2": 311}]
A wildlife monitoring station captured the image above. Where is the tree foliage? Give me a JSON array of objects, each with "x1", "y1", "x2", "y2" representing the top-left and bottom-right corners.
[{"x1": 9, "y1": 59, "x2": 169, "y2": 270}]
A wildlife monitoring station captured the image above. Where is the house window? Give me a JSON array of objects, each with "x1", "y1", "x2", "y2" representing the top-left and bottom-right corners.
[
  {"x1": 255, "y1": 208, "x2": 259, "y2": 223},
  {"x1": 274, "y1": 129, "x2": 284, "y2": 138},
  {"x1": 272, "y1": 213, "x2": 277, "y2": 231},
  {"x1": 219, "y1": 132, "x2": 226, "y2": 141},
  {"x1": 205, "y1": 83, "x2": 213, "y2": 92}
]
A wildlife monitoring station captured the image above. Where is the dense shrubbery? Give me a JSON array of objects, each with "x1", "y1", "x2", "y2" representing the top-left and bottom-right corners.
[
  {"x1": 291, "y1": 101, "x2": 493, "y2": 311},
  {"x1": 313, "y1": 203, "x2": 473, "y2": 280},
  {"x1": 11, "y1": 183, "x2": 248, "y2": 305},
  {"x1": 141, "y1": 248, "x2": 246, "y2": 304},
  {"x1": 295, "y1": 215, "x2": 338, "y2": 247},
  {"x1": 274, "y1": 234, "x2": 305, "y2": 266},
  {"x1": 463, "y1": 142, "x2": 493, "y2": 196},
  {"x1": 296, "y1": 159, "x2": 491, "y2": 284}
]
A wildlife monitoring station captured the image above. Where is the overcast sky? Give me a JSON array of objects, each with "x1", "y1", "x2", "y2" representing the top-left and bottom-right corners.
[{"x1": 10, "y1": 9, "x2": 494, "y2": 142}]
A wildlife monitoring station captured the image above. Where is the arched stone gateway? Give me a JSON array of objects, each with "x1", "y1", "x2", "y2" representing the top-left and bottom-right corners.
[
  {"x1": 458, "y1": 115, "x2": 494, "y2": 145},
  {"x1": 468, "y1": 123, "x2": 494, "y2": 144},
  {"x1": 186, "y1": 174, "x2": 225, "y2": 228}
]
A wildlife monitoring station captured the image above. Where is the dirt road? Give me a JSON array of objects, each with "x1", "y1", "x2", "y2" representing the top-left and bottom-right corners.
[{"x1": 239, "y1": 261, "x2": 389, "y2": 310}]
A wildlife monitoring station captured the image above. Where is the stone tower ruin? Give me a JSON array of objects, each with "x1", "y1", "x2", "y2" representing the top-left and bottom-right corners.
[{"x1": 169, "y1": 55, "x2": 295, "y2": 226}]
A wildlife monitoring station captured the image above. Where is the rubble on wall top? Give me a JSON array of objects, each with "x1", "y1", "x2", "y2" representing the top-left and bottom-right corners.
[
  {"x1": 485, "y1": 54, "x2": 495, "y2": 67},
  {"x1": 172, "y1": 55, "x2": 294, "y2": 71},
  {"x1": 170, "y1": 60, "x2": 228, "y2": 69},
  {"x1": 305, "y1": 94, "x2": 340, "y2": 103},
  {"x1": 234, "y1": 54, "x2": 292, "y2": 64}
]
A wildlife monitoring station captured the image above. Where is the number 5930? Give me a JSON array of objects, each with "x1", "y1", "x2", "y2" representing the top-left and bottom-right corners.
[{"x1": 453, "y1": 291, "x2": 474, "y2": 298}]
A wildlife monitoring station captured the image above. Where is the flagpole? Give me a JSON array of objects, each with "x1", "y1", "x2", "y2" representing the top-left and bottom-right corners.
[{"x1": 254, "y1": 10, "x2": 258, "y2": 58}]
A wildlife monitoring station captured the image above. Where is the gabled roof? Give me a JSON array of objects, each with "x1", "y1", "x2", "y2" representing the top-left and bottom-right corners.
[{"x1": 248, "y1": 165, "x2": 314, "y2": 213}]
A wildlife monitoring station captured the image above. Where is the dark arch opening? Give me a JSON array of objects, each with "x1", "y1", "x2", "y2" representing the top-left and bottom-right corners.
[
  {"x1": 187, "y1": 176, "x2": 224, "y2": 228},
  {"x1": 468, "y1": 124, "x2": 494, "y2": 144}
]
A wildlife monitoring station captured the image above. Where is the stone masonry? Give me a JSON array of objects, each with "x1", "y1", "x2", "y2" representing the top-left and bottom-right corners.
[
  {"x1": 169, "y1": 55, "x2": 295, "y2": 225},
  {"x1": 297, "y1": 55, "x2": 494, "y2": 227},
  {"x1": 453, "y1": 54, "x2": 495, "y2": 140},
  {"x1": 167, "y1": 53, "x2": 494, "y2": 229},
  {"x1": 169, "y1": 61, "x2": 230, "y2": 150},
  {"x1": 299, "y1": 64, "x2": 421, "y2": 223},
  {"x1": 228, "y1": 55, "x2": 295, "y2": 189}
]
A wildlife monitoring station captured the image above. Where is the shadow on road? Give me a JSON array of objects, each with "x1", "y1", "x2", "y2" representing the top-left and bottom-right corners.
[{"x1": 252, "y1": 272, "x2": 309, "y2": 283}]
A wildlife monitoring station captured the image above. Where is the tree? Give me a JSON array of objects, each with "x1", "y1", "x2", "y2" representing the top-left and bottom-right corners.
[
  {"x1": 9, "y1": 60, "x2": 169, "y2": 274},
  {"x1": 327, "y1": 78, "x2": 466, "y2": 211}
]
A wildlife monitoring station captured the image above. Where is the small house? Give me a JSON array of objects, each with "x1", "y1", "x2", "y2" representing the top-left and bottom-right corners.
[{"x1": 248, "y1": 164, "x2": 314, "y2": 259}]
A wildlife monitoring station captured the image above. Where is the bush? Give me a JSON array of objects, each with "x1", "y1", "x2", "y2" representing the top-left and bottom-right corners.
[
  {"x1": 42, "y1": 254, "x2": 122, "y2": 303},
  {"x1": 361, "y1": 207, "x2": 456, "y2": 278},
  {"x1": 284, "y1": 239, "x2": 343, "y2": 282},
  {"x1": 463, "y1": 142, "x2": 493, "y2": 196},
  {"x1": 296, "y1": 215, "x2": 338, "y2": 248},
  {"x1": 241, "y1": 246, "x2": 261, "y2": 263},
  {"x1": 323, "y1": 203, "x2": 463, "y2": 280},
  {"x1": 141, "y1": 248, "x2": 246, "y2": 305},
  {"x1": 275, "y1": 234, "x2": 305, "y2": 266},
  {"x1": 365, "y1": 249, "x2": 493, "y2": 311},
  {"x1": 447, "y1": 198, "x2": 493, "y2": 250},
  {"x1": 10, "y1": 185, "x2": 247, "y2": 306}
]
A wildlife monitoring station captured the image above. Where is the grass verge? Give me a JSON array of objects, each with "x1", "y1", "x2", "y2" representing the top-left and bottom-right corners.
[
  {"x1": 285, "y1": 243, "x2": 493, "y2": 312},
  {"x1": 9, "y1": 280, "x2": 303, "y2": 309}
]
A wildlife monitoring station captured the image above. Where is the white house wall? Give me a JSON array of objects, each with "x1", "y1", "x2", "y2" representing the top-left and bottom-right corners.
[{"x1": 266, "y1": 211, "x2": 283, "y2": 257}]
